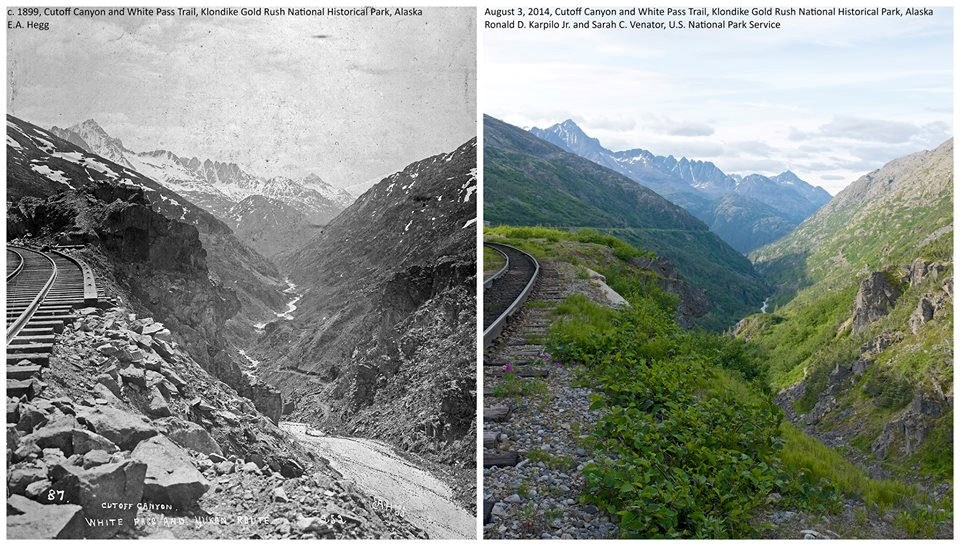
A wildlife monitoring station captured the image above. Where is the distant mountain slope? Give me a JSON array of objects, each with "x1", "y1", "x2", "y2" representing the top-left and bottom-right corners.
[
  {"x1": 255, "y1": 138, "x2": 477, "y2": 470},
  {"x1": 486, "y1": 114, "x2": 766, "y2": 328},
  {"x1": 752, "y1": 139, "x2": 953, "y2": 300},
  {"x1": 530, "y1": 119, "x2": 832, "y2": 252},
  {"x1": 50, "y1": 119, "x2": 348, "y2": 232},
  {"x1": 225, "y1": 195, "x2": 322, "y2": 261},
  {"x1": 739, "y1": 139, "x2": 953, "y2": 489}
]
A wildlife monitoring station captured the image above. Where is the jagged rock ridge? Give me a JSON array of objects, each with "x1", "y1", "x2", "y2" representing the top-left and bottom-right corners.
[{"x1": 530, "y1": 119, "x2": 832, "y2": 252}]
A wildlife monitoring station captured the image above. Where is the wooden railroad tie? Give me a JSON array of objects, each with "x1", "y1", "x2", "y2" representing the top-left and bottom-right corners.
[
  {"x1": 483, "y1": 450, "x2": 520, "y2": 468},
  {"x1": 483, "y1": 404, "x2": 511, "y2": 422}
]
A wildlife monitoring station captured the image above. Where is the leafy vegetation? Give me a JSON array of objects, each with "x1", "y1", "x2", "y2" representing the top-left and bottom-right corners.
[{"x1": 494, "y1": 225, "x2": 947, "y2": 538}]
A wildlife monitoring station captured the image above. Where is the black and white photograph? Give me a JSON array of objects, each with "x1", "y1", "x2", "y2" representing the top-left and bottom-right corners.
[{"x1": 6, "y1": 5, "x2": 477, "y2": 539}]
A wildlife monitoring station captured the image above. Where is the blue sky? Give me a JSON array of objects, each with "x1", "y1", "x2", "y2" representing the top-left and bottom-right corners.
[
  {"x1": 8, "y1": 8, "x2": 476, "y2": 187},
  {"x1": 483, "y1": 8, "x2": 953, "y2": 194}
]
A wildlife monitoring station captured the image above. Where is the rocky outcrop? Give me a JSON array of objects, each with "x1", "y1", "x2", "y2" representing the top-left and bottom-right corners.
[
  {"x1": 872, "y1": 385, "x2": 950, "y2": 457},
  {"x1": 851, "y1": 271, "x2": 902, "y2": 333},
  {"x1": 131, "y1": 436, "x2": 210, "y2": 509},
  {"x1": 908, "y1": 258, "x2": 947, "y2": 287},
  {"x1": 632, "y1": 256, "x2": 710, "y2": 327}
]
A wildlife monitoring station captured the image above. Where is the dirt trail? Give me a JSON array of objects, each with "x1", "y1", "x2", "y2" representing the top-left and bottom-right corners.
[{"x1": 281, "y1": 422, "x2": 475, "y2": 539}]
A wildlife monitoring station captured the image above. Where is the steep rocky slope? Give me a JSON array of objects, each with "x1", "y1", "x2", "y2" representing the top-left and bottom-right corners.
[
  {"x1": 253, "y1": 139, "x2": 477, "y2": 504},
  {"x1": 737, "y1": 140, "x2": 953, "y2": 518},
  {"x1": 485, "y1": 115, "x2": 767, "y2": 329},
  {"x1": 530, "y1": 119, "x2": 831, "y2": 252},
  {"x1": 7, "y1": 298, "x2": 422, "y2": 539}
]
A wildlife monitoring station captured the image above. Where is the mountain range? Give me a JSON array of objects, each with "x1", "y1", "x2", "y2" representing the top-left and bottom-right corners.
[
  {"x1": 49, "y1": 120, "x2": 353, "y2": 257},
  {"x1": 484, "y1": 114, "x2": 767, "y2": 329},
  {"x1": 530, "y1": 119, "x2": 832, "y2": 252}
]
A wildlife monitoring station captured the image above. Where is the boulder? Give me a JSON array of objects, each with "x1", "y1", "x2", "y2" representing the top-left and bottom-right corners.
[
  {"x1": 153, "y1": 339, "x2": 176, "y2": 360},
  {"x1": 95, "y1": 374, "x2": 122, "y2": 397},
  {"x1": 92, "y1": 383, "x2": 122, "y2": 406},
  {"x1": 145, "y1": 370, "x2": 164, "y2": 388},
  {"x1": 8, "y1": 465, "x2": 48, "y2": 495},
  {"x1": 7, "y1": 400, "x2": 20, "y2": 423},
  {"x1": 76, "y1": 406, "x2": 158, "y2": 450},
  {"x1": 146, "y1": 386, "x2": 172, "y2": 417},
  {"x1": 143, "y1": 353, "x2": 163, "y2": 371},
  {"x1": 25, "y1": 478, "x2": 52, "y2": 499},
  {"x1": 268, "y1": 456, "x2": 305, "y2": 478},
  {"x1": 15, "y1": 402, "x2": 49, "y2": 433},
  {"x1": 141, "y1": 322, "x2": 166, "y2": 337},
  {"x1": 160, "y1": 368, "x2": 187, "y2": 388},
  {"x1": 117, "y1": 346, "x2": 146, "y2": 364},
  {"x1": 158, "y1": 379, "x2": 180, "y2": 398},
  {"x1": 166, "y1": 420, "x2": 223, "y2": 456},
  {"x1": 7, "y1": 495, "x2": 85, "y2": 539},
  {"x1": 118, "y1": 365, "x2": 146, "y2": 388},
  {"x1": 131, "y1": 435, "x2": 209, "y2": 509},
  {"x1": 21, "y1": 414, "x2": 78, "y2": 455},
  {"x1": 851, "y1": 272, "x2": 902, "y2": 333},
  {"x1": 71, "y1": 429, "x2": 119, "y2": 455},
  {"x1": 249, "y1": 383, "x2": 283, "y2": 424},
  {"x1": 81, "y1": 449, "x2": 113, "y2": 469},
  {"x1": 96, "y1": 343, "x2": 119, "y2": 357},
  {"x1": 13, "y1": 441, "x2": 41, "y2": 462},
  {"x1": 47, "y1": 459, "x2": 147, "y2": 538}
]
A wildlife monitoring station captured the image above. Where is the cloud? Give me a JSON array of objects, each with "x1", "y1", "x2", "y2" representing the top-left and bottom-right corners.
[
  {"x1": 726, "y1": 140, "x2": 779, "y2": 158},
  {"x1": 642, "y1": 114, "x2": 714, "y2": 137},
  {"x1": 573, "y1": 115, "x2": 636, "y2": 132},
  {"x1": 668, "y1": 122, "x2": 714, "y2": 137},
  {"x1": 819, "y1": 116, "x2": 920, "y2": 144},
  {"x1": 790, "y1": 116, "x2": 951, "y2": 145}
]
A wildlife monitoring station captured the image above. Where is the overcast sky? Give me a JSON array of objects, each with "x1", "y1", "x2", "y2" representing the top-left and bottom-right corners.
[
  {"x1": 483, "y1": 9, "x2": 952, "y2": 194},
  {"x1": 8, "y1": 8, "x2": 476, "y2": 188}
]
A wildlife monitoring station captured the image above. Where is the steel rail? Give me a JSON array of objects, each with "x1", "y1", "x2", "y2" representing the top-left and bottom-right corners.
[
  {"x1": 6, "y1": 246, "x2": 59, "y2": 344},
  {"x1": 6, "y1": 248, "x2": 24, "y2": 281},
  {"x1": 51, "y1": 249, "x2": 98, "y2": 304},
  {"x1": 482, "y1": 242, "x2": 540, "y2": 347},
  {"x1": 482, "y1": 244, "x2": 510, "y2": 289}
]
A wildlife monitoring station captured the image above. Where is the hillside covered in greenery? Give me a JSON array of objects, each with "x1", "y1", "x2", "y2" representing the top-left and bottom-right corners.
[
  {"x1": 483, "y1": 115, "x2": 768, "y2": 329},
  {"x1": 738, "y1": 140, "x2": 953, "y2": 510},
  {"x1": 485, "y1": 225, "x2": 949, "y2": 538}
]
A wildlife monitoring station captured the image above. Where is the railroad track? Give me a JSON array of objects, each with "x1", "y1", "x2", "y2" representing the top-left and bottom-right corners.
[
  {"x1": 6, "y1": 245, "x2": 101, "y2": 400},
  {"x1": 482, "y1": 242, "x2": 539, "y2": 347},
  {"x1": 482, "y1": 244, "x2": 553, "y2": 525}
]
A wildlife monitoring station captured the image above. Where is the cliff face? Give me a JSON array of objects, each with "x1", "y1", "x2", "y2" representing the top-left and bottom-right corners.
[{"x1": 255, "y1": 139, "x2": 477, "y2": 466}]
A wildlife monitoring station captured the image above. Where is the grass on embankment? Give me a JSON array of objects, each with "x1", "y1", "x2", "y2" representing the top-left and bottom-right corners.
[{"x1": 483, "y1": 245, "x2": 506, "y2": 276}]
